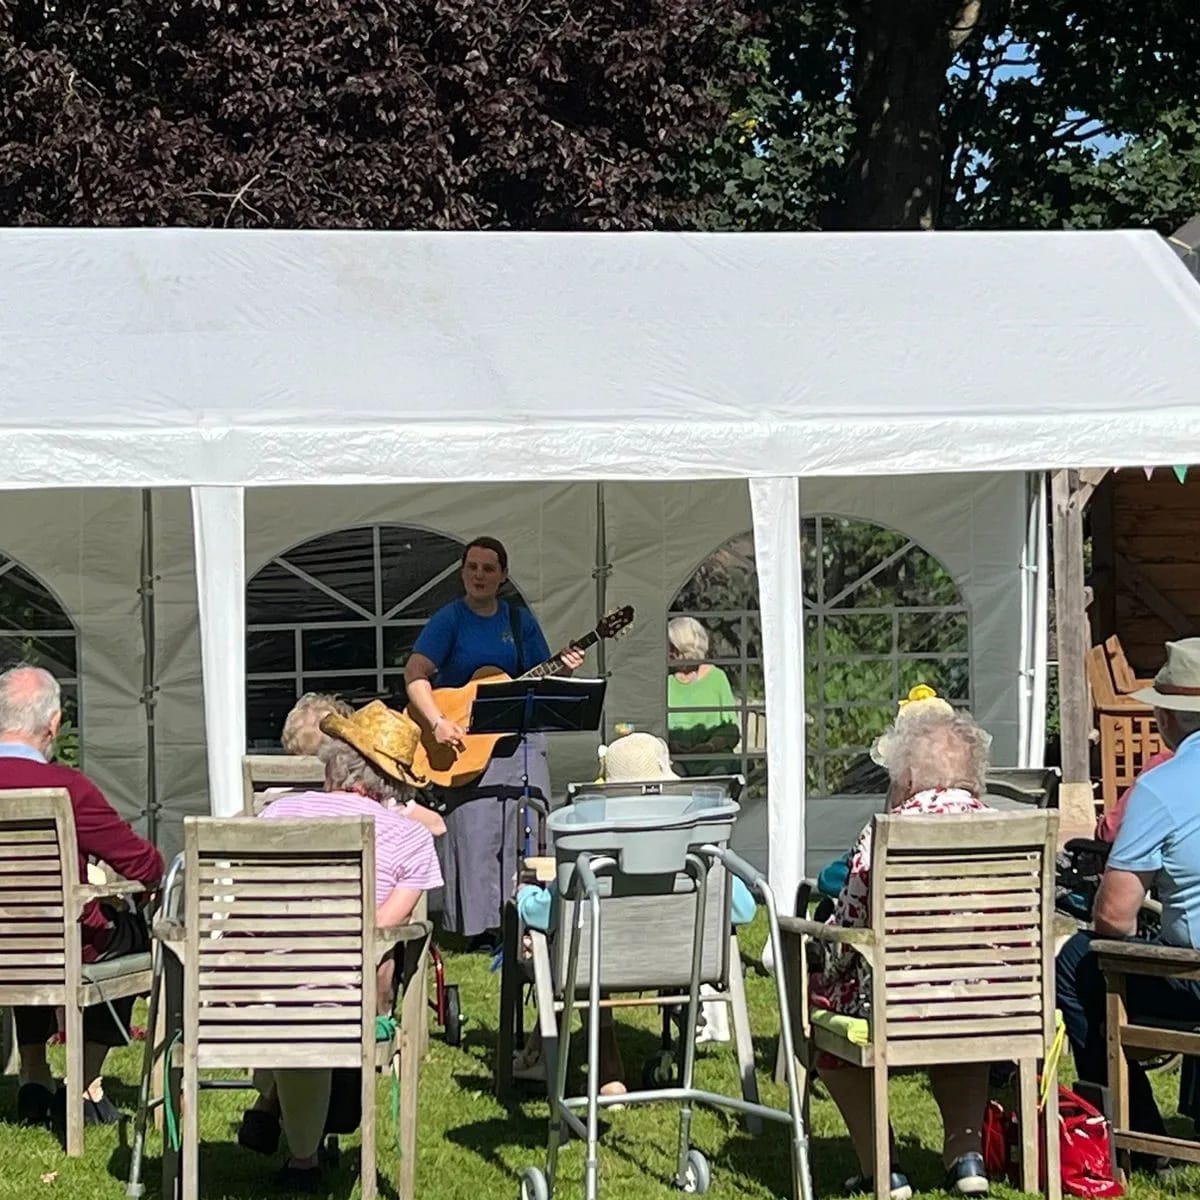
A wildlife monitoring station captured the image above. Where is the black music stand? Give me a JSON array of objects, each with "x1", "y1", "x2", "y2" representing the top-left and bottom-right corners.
[{"x1": 469, "y1": 676, "x2": 606, "y2": 858}]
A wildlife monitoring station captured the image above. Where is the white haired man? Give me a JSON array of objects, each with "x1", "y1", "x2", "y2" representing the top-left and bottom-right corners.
[{"x1": 0, "y1": 665, "x2": 163, "y2": 1134}]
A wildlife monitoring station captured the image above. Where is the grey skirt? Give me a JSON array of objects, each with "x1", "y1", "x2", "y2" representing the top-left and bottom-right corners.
[{"x1": 435, "y1": 733, "x2": 550, "y2": 938}]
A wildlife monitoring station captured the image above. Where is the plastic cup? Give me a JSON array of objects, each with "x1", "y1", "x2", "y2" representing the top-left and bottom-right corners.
[{"x1": 689, "y1": 784, "x2": 725, "y2": 810}]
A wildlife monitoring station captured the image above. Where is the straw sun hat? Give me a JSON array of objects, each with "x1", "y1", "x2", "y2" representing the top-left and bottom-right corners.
[
  {"x1": 1131, "y1": 638, "x2": 1200, "y2": 712},
  {"x1": 320, "y1": 700, "x2": 430, "y2": 788}
]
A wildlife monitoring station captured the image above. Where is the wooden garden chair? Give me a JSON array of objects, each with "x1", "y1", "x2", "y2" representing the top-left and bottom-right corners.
[
  {"x1": 241, "y1": 754, "x2": 433, "y2": 1060},
  {"x1": 240, "y1": 753, "x2": 325, "y2": 815},
  {"x1": 0, "y1": 788, "x2": 153, "y2": 1155},
  {"x1": 1092, "y1": 939, "x2": 1200, "y2": 1178},
  {"x1": 780, "y1": 810, "x2": 1062, "y2": 1200},
  {"x1": 151, "y1": 816, "x2": 430, "y2": 1200},
  {"x1": 1086, "y1": 641, "x2": 1162, "y2": 810}
]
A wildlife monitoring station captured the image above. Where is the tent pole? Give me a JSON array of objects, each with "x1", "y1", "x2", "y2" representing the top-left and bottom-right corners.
[
  {"x1": 593, "y1": 482, "x2": 610, "y2": 680},
  {"x1": 139, "y1": 489, "x2": 160, "y2": 845}
]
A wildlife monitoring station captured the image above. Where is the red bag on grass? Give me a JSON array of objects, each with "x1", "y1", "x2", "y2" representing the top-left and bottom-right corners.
[
  {"x1": 983, "y1": 1086, "x2": 1124, "y2": 1198},
  {"x1": 983, "y1": 1013, "x2": 1124, "y2": 1197}
]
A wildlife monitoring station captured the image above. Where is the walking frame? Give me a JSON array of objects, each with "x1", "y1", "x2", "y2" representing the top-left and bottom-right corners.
[{"x1": 518, "y1": 844, "x2": 813, "y2": 1200}]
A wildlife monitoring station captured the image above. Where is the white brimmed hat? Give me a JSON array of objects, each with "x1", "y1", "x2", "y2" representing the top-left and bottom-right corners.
[
  {"x1": 1132, "y1": 639, "x2": 1200, "y2": 712},
  {"x1": 600, "y1": 732, "x2": 678, "y2": 782}
]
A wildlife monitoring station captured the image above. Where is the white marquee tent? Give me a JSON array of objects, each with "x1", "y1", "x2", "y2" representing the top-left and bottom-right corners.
[{"x1": 3, "y1": 228, "x2": 1200, "y2": 911}]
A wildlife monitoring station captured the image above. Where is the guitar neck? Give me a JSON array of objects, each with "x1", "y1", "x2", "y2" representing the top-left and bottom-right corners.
[{"x1": 519, "y1": 629, "x2": 600, "y2": 680}]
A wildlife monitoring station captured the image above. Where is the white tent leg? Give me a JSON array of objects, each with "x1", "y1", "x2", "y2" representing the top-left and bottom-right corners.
[
  {"x1": 191, "y1": 486, "x2": 246, "y2": 817},
  {"x1": 748, "y1": 477, "x2": 806, "y2": 914},
  {"x1": 1025, "y1": 473, "x2": 1049, "y2": 769}
]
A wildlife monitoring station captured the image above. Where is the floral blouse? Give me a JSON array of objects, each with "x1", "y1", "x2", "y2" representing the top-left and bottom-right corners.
[{"x1": 811, "y1": 787, "x2": 992, "y2": 1017}]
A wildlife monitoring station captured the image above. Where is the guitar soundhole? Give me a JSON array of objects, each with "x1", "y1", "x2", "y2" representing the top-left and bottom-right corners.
[{"x1": 426, "y1": 744, "x2": 459, "y2": 772}]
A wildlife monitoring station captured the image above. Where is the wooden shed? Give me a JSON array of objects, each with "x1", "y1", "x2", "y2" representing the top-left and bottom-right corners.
[{"x1": 1089, "y1": 468, "x2": 1200, "y2": 674}]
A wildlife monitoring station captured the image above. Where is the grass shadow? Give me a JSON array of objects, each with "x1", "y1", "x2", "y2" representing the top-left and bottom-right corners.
[{"x1": 111, "y1": 1139, "x2": 400, "y2": 1200}]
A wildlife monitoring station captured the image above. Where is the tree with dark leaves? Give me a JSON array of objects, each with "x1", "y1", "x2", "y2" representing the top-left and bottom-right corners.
[{"x1": 0, "y1": 0, "x2": 748, "y2": 228}]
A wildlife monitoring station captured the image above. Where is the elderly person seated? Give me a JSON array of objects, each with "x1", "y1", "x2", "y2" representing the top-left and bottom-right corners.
[
  {"x1": 666, "y1": 616, "x2": 740, "y2": 776},
  {"x1": 237, "y1": 701, "x2": 443, "y2": 1191},
  {"x1": 269, "y1": 692, "x2": 446, "y2": 837},
  {"x1": 813, "y1": 707, "x2": 994, "y2": 1200},
  {"x1": 1056, "y1": 638, "x2": 1200, "y2": 1168},
  {"x1": 0, "y1": 665, "x2": 164, "y2": 1134},
  {"x1": 280, "y1": 691, "x2": 353, "y2": 758}
]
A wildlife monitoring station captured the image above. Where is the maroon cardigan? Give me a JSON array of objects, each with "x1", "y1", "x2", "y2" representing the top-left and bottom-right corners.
[{"x1": 0, "y1": 757, "x2": 163, "y2": 961}]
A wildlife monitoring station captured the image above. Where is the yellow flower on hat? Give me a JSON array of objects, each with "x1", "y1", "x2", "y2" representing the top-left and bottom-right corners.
[
  {"x1": 898, "y1": 683, "x2": 938, "y2": 708},
  {"x1": 871, "y1": 684, "x2": 954, "y2": 768}
]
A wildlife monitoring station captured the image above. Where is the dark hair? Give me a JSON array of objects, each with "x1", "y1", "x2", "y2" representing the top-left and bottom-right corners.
[{"x1": 462, "y1": 536, "x2": 508, "y2": 572}]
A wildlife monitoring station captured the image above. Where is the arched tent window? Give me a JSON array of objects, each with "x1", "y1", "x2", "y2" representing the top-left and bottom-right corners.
[
  {"x1": 245, "y1": 525, "x2": 526, "y2": 748},
  {"x1": 668, "y1": 516, "x2": 970, "y2": 798},
  {"x1": 0, "y1": 554, "x2": 81, "y2": 765}
]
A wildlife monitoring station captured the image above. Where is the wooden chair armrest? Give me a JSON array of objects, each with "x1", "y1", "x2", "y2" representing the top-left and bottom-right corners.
[
  {"x1": 153, "y1": 918, "x2": 185, "y2": 941},
  {"x1": 377, "y1": 920, "x2": 433, "y2": 945},
  {"x1": 376, "y1": 920, "x2": 433, "y2": 964},
  {"x1": 1093, "y1": 939, "x2": 1200, "y2": 972},
  {"x1": 779, "y1": 915, "x2": 875, "y2": 947},
  {"x1": 77, "y1": 880, "x2": 146, "y2": 901},
  {"x1": 1094, "y1": 699, "x2": 1154, "y2": 714}
]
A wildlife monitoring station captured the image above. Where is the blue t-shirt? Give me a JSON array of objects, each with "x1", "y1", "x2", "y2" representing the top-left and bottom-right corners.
[
  {"x1": 412, "y1": 598, "x2": 551, "y2": 688},
  {"x1": 1109, "y1": 731, "x2": 1200, "y2": 949}
]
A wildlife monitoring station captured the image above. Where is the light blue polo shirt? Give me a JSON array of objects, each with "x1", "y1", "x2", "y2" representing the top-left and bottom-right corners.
[{"x1": 1109, "y1": 731, "x2": 1200, "y2": 949}]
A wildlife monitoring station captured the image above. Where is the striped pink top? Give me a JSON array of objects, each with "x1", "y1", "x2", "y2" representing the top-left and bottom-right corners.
[{"x1": 259, "y1": 791, "x2": 443, "y2": 907}]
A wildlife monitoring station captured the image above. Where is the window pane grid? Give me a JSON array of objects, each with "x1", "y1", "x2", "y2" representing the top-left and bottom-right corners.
[
  {"x1": 669, "y1": 517, "x2": 971, "y2": 799},
  {"x1": 244, "y1": 525, "x2": 529, "y2": 748},
  {"x1": 0, "y1": 554, "x2": 82, "y2": 765}
]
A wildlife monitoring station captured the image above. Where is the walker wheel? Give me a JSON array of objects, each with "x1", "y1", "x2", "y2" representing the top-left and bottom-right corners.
[
  {"x1": 520, "y1": 1166, "x2": 550, "y2": 1200},
  {"x1": 642, "y1": 1049, "x2": 677, "y2": 1089},
  {"x1": 444, "y1": 985, "x2": 463, "y2": 1047},
  {"x1": 680, "y1": 1148, "x2": 710, "y2": 1194}
]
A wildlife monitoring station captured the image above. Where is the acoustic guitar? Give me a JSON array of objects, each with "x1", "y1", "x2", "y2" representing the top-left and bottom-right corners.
[{"x1": 408, "y1": 605, "x2": 635, "y2": 789}]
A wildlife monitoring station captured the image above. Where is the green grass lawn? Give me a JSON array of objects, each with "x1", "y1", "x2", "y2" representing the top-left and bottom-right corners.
[{"x1": 1, "y1": 913, "x2": 1197, "y2": 1199}]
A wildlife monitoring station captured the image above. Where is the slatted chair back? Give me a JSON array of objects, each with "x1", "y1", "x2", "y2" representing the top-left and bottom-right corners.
[
  {"x1": 0, "y1": 789, "x2": 79, "y2": 1007},
  {"x1": 1105, "y1": 635, "x2": 1150, "y2": 694},
  {"x1": 552, "y1": 864, "x2": 731, "y2": 992},
  {"x1": 984, "y1": 767, "x2": 1059, "y2": 809},
  {"x1": 869, "y1": 810, "x2": 1057, "y2": 1069},
  {"x1": 1086, "y1": 644, "x2": 1123, "y2": 708},
  {"x1": 241, "y1": 754, "x2": 325, "y2": 815},
  {"x1": 183, "y1": 816, "x2": 375, "y2": 1073}
]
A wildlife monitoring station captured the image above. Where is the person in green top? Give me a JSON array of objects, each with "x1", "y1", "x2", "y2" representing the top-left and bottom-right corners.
[{"x1": 666, "y1": 616, "x2": 740, "y2": 776}]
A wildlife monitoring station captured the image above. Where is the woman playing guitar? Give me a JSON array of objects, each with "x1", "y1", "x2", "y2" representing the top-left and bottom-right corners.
[{"x1": 404, "y1": 536, "x2": 585, "y2": 951}]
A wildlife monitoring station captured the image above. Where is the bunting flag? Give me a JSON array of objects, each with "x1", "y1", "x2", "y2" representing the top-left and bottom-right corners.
[{"x1": 1109, "y1": 466, "x2": 1189, "y2": 481}]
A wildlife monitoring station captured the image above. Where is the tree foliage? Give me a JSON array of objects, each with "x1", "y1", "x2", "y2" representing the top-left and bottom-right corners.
[
  {"x1": 0, "y1": 0, "x2": 747, "y2": 228},
  {"x1": 701, "y1": 0, "x2": 1200, "y2": 233}
]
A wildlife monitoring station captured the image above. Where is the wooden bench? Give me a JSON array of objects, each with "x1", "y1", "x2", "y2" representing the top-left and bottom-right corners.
[{"x1": 1093, "y1": 939, "x2": 1200, "y2": 1178}]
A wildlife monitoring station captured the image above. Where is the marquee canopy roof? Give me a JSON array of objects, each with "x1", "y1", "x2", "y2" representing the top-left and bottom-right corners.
[{"x1": 3, "y1": 228, "x2": 1199, "y2": 488}]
